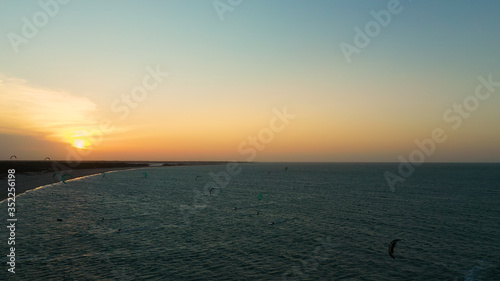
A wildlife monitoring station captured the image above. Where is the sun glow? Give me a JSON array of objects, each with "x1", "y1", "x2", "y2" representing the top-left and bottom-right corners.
[{"x1": 73, "y1": 139, "x2": 87, "y2": 149}]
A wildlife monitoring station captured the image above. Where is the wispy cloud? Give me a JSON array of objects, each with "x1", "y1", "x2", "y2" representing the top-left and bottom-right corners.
[{"x1": 0, "y1": 74, "x2": 97, "y2": 143}]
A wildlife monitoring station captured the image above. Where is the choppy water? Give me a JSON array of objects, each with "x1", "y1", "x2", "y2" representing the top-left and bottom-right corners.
[{"x1": 1, "y1": 163, "x2": 499, "y2": 280}]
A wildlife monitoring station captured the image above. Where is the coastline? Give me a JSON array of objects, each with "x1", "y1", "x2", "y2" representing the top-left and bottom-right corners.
[
  {"x1": 0, "y1": 161, "x2": 228, "y2": 201},
  {"x1": 1, "y1": 167, "x2": 139, "y2": 202}
]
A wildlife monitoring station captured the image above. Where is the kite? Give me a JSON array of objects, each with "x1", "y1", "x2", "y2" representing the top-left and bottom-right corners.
[
  {"x1": 10, "y1": 155, "x2": 16, "y2": 160},
  {"x1": 44, "y1": 157, "x2": 50, "y2": 160},
  {"x1": 388, "y1": 239, "x2": 401, "y2": 259},
  {"x1": 62, "y1": 174, "x2": 73, "y2": 184},
  {"x1": 209, "y1": 188, "x2": 217, "y2": 197}
]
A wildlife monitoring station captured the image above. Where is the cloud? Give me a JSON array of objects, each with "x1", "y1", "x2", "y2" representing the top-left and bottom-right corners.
[{"x1": 0, "y1": 74, "x2": 98, "y2": 143}]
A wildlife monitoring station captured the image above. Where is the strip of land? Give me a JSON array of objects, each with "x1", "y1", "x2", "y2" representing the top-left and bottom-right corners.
[{"x1": 0, "y1": 161, "x2": 227, "y2": 201}]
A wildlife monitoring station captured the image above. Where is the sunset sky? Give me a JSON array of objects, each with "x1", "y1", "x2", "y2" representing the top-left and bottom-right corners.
[{"x1": 1, "y1": 0, "x2": 499, "y2": 162}]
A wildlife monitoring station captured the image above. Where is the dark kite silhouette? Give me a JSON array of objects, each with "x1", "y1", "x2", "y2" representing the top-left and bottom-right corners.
[
  {"x1": 209, "y1": 188, "x2": 217, "y2": 197},
  {"x1": 388, "y1": 239, "x2": 401, "y2": 259}
]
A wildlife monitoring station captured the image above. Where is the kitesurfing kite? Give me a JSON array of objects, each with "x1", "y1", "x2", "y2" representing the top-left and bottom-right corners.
[
  {"x1": 209, "y1": 188, "x2": 217, "y2": 197},
  {"x1": 10, "y1": 155, "x2": 16, "y2": 160},
  {"x1": 388, "y1": 239, "x2": 401, "y2": 259},
  {"x1": 44, "y1": 157, "x2": 50, "y2": 160},
  {"x1": 61, "y1": 174, "x2": 73, "y2": 184}
]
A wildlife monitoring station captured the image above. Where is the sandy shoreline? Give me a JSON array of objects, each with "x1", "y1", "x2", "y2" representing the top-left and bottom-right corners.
[
  {"x1": 0, "y1": 161, "x2": 228, "y2": 201},
  {"x1": 1, "y1": 167, "x2": 141, "y2": 202}
]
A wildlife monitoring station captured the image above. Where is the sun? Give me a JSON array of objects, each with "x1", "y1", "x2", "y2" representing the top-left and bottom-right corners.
[{"x1": 73, "y1": 139, "x2": 87, "y2": 149}]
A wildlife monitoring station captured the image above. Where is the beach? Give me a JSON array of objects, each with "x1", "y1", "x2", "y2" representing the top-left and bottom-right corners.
[
  {"x1": 0, "y1": 161, "x2": 149, "y2": 201},
  {"x1": 0, "y1": 161, "x2": 227, "y2": 201}
]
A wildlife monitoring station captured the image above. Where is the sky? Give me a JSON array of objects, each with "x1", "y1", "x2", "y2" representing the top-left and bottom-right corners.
[{"x1": 0, "y1": 0, "x2": 499, "y2": 162}]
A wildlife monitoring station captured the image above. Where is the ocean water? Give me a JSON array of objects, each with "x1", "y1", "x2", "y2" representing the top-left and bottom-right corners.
[{"x1": 1, "y1": 163, "x2": 499, "y2": 280}]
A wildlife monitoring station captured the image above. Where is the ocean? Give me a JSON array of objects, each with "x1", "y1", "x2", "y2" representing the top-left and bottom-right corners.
[{"x1": 1, "y1": 163, "x2": 499, "y2": 280}]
